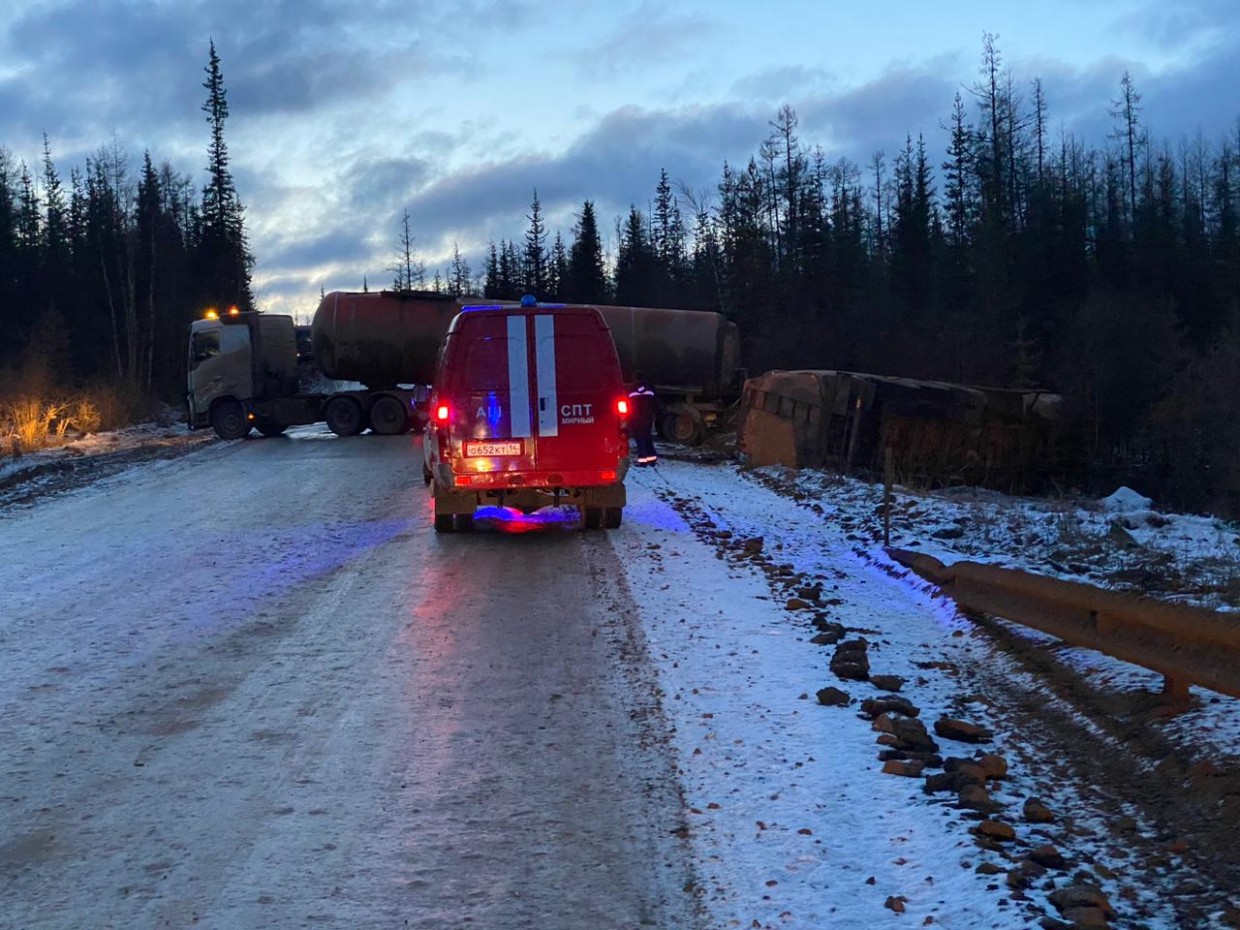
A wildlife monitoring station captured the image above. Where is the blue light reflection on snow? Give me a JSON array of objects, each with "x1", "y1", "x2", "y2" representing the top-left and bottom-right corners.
[
  {"x1": 618, "y1": 498, "x2": 693, "y2": 534},
  {"x1": 473, "y1": 505, "x2": 581, "y2": 534}
]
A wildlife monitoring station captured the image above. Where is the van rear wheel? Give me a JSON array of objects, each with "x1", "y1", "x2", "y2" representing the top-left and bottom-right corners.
[
  {"x1": 603, "y1": 507, "x2": 623, "y2": 529},
  {"x1": 455, "y1": 513, "x2": 475, "y2": 532},
  {"x1": 434, "y1": 514, "x2": 455, "y2": 533},
  {"x1": 583, "y1": 507, "x2": 603, "y2": 530}
]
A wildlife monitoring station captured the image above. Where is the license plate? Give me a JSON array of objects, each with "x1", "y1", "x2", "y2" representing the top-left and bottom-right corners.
[{"x1": 464, "y1": 440, "x2": 523, "y2": 457}]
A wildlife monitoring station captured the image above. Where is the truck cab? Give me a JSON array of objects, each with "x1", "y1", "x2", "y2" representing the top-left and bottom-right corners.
[
  {"x1": 187, "y1": 310, "x2": 301, "y2": 439},
  {"x1": 422, "y1": 301, "x2": 630, "y2": 532}
]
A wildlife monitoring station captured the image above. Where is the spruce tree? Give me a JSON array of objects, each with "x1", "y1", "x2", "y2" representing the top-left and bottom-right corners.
[
  {"x1": 566, "y1": 200, "x2": 608, "y2": 303},
  {"x1": 199, "y1": 39, "x2": 253, "y2": 312}
]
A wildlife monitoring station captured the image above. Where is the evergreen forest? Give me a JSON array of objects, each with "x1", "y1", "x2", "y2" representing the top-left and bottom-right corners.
[{"x1": 2, "y1": 38, "x2": 1238, "y2": 513}]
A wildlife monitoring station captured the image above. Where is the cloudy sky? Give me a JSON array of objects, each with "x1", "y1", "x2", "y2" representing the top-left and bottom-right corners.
[{"x1": 1, "y1": 0, "x2": 1237, "y2": 320}]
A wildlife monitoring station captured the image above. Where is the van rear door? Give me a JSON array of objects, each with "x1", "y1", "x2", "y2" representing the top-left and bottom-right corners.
[
  {"x1": 443, "y1": 308, "x2": 623, "y2": 475},
  {"x1": 527, "y1": 310, "x2": 624, "y2": 472}
]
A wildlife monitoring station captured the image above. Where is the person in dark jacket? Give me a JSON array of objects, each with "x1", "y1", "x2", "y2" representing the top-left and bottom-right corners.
[{"x1": 628, "y1": 379, "x2": 658, "y2": 466}]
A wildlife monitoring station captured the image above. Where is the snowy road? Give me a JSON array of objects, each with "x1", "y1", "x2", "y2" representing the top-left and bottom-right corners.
[
  {"x1": 1, "y1": 427, "x2": 1235, "y2": 929},
  {"x1": 0, "y1": 430, "x2": 696, "y2": 929}
]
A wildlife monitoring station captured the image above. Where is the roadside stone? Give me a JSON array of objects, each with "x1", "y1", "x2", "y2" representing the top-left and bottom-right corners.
[
  {"x1": 786, "y1": 597, "x2": 813, "y2": 611},
  {"x1": 810, "y1": 630, "x2": 843, "y2": 646},
  {"x1": 816, "y1": 686, "x2": 852, "y2": 707},
  {"x1": 924, "y1": 772, "x2": 958, "y2": 794},
  {"x1": 1048, "y1": 884, "x2": 1114, "y2": 919},
  {"x1": 1023, "y1": 798, "x2": 1056, "y2": 824},
  {"x1": 884, "y1": 896, "x2": 907, "y2": 913},
  {"x1": 934, "y1": 717, "x2": 994, "y2": 743},
  {"x1": 796, "y1": 584, "x2": 822, "y2": 602},
  {"x1": 883, "y1": 759, "x2": 925, "y2": 778},
  {"x1": 830, "y1": 638, "x2": 871, "y2": 682},
  {"x1": 978, "y1": 753, "x2": 1008, "y2": 780},
  {"x1": 972, "y1": 819, "x2": 1016, "y2": 842},
  {"x1": 889, "y1": 717, "x2": 939, "y2": 753},
  {"x1": 958, "y1": 784, "x2": 1001, "y2": 814},
  {"x1": 1027, "y1": 845, "x2": 1066, "y2": 870},
  {"x1": 1039, "y1": 919, "x2": 1074, "y2": 930},
  {"x1": 1062, "y1": 906, "x2": 1110, "y2": 928},
  {"x1": 860, "y1": 695, "x2": 920, "y2": 718},
  {"x1": 943, "y1": 758, "x2": 987, "y2": 787},
  {"x1": 741, "y1": 536, "x2": 765, "y2": 555},
  {"x1": 975, "y1": 862, "x2": 1004, "y2": 876},
  {"x1": 870, "y1": 674, "x2": 905, "y2": 692}
]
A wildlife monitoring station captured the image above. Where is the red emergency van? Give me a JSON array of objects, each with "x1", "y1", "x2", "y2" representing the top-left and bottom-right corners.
[{"x1": 421, "y1": 300, "x2": 631, "y2": 532}]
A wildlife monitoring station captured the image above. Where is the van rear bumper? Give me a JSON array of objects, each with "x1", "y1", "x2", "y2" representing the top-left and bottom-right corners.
[
  {"x1": 432, "y1": 463, "x2": 628, "y2": 490},
  {"x1": 431, "y1": 477, "x2": 626, "y2": 516}
]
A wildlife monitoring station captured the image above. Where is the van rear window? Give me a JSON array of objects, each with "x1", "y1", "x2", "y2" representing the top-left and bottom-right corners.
[
  {"x1": 545, "y1": 335, "x2": 614, "y2": 391},
  {"x1": 459, "y1": 336, "x2": 513, "y2": 391},
  {"x1": 455, "y1": 333, "x2": 616, "y2": 391}
]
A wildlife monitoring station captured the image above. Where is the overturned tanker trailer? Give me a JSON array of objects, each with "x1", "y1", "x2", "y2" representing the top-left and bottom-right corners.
[{"x1": 737, "y1": 369, "x2": 1084, "y2": 494}]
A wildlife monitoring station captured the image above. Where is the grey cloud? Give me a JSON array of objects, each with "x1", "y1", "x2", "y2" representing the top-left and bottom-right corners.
[
  {"x1": 731, "y1": 66, "x2": 836, "y2": 103},
  {"x1": 797, "y1": 64, "x2": 961, "y2": 162},
  {"x1": 576, "y1": 1, "x2": 719, "y2": 77}
]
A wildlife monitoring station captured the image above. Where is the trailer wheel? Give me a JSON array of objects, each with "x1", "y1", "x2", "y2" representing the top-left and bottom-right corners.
[
  {"x1": 324, "y1": 397, "x2": 364, "y2": 436},
  {"x1": 663, "y1": 410, "x2": 704, "y2": 446},
  {"x1": 369, "y1": 395, "x2": 409, "y2": 435},
  {"x1": 603, "y1": 507, "x2": 623, "y2": 529},
  {"x1": 210, "y1": 400, "x2": 250, "y2": 440}
]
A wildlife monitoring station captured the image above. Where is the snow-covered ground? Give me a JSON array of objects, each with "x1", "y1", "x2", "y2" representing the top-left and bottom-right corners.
[
  {"x1": 615, "y1": 457, "x2": 1239, "y2": 930},
  {"x1": 3, "y1": 423, "x2": 1236, "y2": 929}
]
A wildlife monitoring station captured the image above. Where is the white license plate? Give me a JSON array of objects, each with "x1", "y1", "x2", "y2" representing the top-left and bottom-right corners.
[{"x1": 464, "y1": 440, "x2": 523, "y2": 457}]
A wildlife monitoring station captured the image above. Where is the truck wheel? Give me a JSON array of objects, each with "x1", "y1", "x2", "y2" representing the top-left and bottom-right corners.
[
  {"x1": 455, "y1": 513, "x2": 475, "y2": 532},
  {"x1": 433, "y1": 514, "x2": 455, "y2": 533},
  {"x1": 603, "y1": 507, "x2": 623, "y2": 529},
  {"x1": 663, "y1": 410, "x2": 704, "y2": 446},
  {"x1": 324, "y1": 397, "x2": 364, "y2": 436},
  {"x1": 369, "y1": 395, "x2": 409, "y2": 435},
  {"x1": 256, "y1": 423, "x2": 286, "y2": 437},
  {"x1": 210, "y1": 400, "x2": 250, "y2": 440},
  {"x1": 583, "y1": 507, "x2": 603, "y2": 530}
]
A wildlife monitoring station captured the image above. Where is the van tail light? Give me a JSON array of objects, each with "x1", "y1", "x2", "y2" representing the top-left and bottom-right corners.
[
  {"x1": 435, "y1": 404, "x2": 450, "y2": 423},
  {"x1": 616, "y1": 398, "x2": 629, "y2": 417}
]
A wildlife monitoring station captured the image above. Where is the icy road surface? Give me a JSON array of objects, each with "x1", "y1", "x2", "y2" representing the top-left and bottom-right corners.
[
  {"x1": 1, "y1": 427, "x2": 1234, "y2": 929},
  {"x1": 0, "y1": 432, "x2": 695, "y2": 929}
]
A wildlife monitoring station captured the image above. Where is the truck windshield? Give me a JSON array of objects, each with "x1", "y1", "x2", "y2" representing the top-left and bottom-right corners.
[{"x1": 191, "y1": 331, "x2": 221, "y2": 368}]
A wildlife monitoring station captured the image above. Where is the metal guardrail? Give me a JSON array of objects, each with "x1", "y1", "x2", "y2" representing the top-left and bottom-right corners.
[{"x1": 886, "y1": 548, "x2": 1240, "y2": 705}]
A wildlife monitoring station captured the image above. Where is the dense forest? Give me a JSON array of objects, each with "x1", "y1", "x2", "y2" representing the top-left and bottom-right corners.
[
  {"x1": 1, "y1": 38, "x2": 1238, "y2": 513},
  {"x1": 0, "y1": 40, "x2": 252, "y2": 431}
]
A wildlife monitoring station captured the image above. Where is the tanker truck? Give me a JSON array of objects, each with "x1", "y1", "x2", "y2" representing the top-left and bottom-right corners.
[
  {"x1": 591, "y1": 305, "x2": 743, "y2": 445},
  {"x1": 186, "y1": 290, "x2": 467, "y2": 439},
  {"x1": 186, "y1": 290, "x2": 744, "y2": 444}
]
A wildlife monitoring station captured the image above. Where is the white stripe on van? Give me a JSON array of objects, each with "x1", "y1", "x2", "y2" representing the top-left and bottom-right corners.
[
  {"x1": 534, "y1": 314, "x2": 558, "y2": 437},
  {"x1": 507, "y1": 315, "x2": 531, "y2": 438}
]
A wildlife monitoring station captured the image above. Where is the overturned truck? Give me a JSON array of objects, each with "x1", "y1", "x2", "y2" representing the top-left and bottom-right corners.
[{"x1": 737, "y1": 370, "x2": 1083, "y2": 493}]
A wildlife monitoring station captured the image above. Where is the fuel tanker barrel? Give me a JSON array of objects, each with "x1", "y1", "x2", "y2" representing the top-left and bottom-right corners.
[
  {"x1": 310, "y1": 290, "x2": 465, "y2": 388},
  {"x1": 594, "y1": 305, "x2": 741, "y2": 400}
]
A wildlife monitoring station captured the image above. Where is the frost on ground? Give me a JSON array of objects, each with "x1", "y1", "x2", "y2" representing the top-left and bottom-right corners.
[
  {"x1": 619, "y1": 452, "x2": 1239, "y2": 930},
  {"x1": 3, "y1": 423, "x2": 1237, "y2": 929}
]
